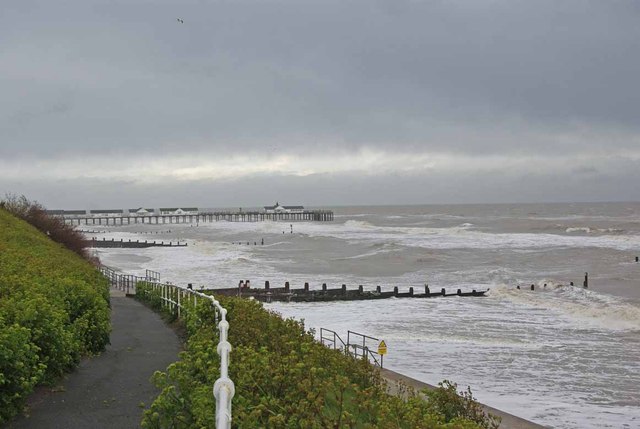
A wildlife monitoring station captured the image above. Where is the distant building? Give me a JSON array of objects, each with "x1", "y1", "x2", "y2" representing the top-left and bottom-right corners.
[
  {"x1": 128, "y1": 207, "x2": 154, "y2": 216},
  {"x1": 159, "y1": 207, "x2": 198, "y2": 215},
  {"x1": 45, "y1": 210, "x2": 65, "y2": 216},
  {"x1": 90, "y1": 209, "x2": 123, "y2": 217},
  {"x1": 47, "y1": 210, "x2": 87, "y2": 216},
  {"x1": 63, "y1": 210, "x2": 88, "y2": 217},
  {"x1": 263, "y1": 202, "x2": 304, "y2": 214}
]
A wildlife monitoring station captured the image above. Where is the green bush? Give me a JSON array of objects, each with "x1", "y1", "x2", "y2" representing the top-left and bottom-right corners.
[
  {"x1": 136, "y1": 284, "x2": 499, "y2": 428},
  {"x1": 0, "y1": 208, "x2": 110, "y2": 423}
]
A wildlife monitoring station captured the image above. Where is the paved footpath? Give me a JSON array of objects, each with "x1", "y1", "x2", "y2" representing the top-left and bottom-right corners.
[{"x1": 8, "y1": 290, "x2": 181, "y2": 429}]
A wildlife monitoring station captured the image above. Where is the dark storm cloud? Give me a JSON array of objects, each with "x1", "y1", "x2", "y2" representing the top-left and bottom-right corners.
[
  {"x1": 1, "y1": 1, "x2": 639, "y2": 204},
  {"x1": 2, "y1": 0, "x2": 640, "y2": 157}
]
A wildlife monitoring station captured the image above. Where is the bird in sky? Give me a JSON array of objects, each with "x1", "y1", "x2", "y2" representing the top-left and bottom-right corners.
[{"x1": 177, "y1": 18, "x2": 184, "y2": 24}]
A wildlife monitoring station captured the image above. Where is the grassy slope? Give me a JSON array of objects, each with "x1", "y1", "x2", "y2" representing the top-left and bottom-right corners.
[{"x1": 0, "y1": 208, "x2": 110, "y2": 422}]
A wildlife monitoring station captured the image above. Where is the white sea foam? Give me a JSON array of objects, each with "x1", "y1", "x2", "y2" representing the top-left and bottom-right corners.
[
  {"x1": 565, "y1": 226, "x2": 592, "y2": 233},
  {"x1": 290, "y1": 220, "x2": 640, "y2": 251},
  {"x1": 489, "y1": 285, "x2": 640, "y2": 331}
]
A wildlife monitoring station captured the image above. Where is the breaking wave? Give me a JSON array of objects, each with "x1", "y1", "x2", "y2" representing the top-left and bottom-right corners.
[{"x1": 490, "y1": 284, "x2": 640, "y2": 331}]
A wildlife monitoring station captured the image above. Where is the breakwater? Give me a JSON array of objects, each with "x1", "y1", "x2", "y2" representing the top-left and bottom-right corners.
[
  {"x1": 207, "y1": 282, "x2": 487, "y2": 302},
  {"x1": 87, "y1": 237, "x2": 187, "y2": 248}
]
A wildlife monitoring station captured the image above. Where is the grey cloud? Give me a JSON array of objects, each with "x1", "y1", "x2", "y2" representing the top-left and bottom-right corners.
[{"x1": 1, "y1": 0, "x2": 639, "y2": 204}]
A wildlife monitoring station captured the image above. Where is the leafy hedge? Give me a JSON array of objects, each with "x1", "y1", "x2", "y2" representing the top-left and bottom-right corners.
[
  {"x1": 0, "y1": 208, "x2": 110, "y2": 423},
  {"x1": 136, "y1": 283, "x2": 498, "y2": 428}
]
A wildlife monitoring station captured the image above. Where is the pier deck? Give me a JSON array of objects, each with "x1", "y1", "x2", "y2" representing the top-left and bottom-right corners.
[{"x1": 63, "y1": 210, "x2": 334, "y2": 226}]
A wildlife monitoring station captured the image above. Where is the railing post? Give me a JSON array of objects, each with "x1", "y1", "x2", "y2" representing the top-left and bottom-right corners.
[{"x1": 177, "y1": 289, "x2": 181, "y2": 318}]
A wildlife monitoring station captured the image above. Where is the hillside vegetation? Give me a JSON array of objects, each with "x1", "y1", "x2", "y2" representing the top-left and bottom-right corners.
[
  {"x1": 0, "y1": 208, "x2": 110, "y2": 423},
  {"x1": 136, "y1": 284, "x2": 499, "y2": 428}
]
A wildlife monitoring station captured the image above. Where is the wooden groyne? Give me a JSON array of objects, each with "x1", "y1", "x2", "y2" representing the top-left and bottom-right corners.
[
  {"x1": 206, "y1": 282, "x2": 487, "y2": 303},
  {"x1": 64, "y1": 210, "x2": 333, "y2": 226},
  {"x1": 87, "y1": 237, "x2": 187, "y2": 248}
]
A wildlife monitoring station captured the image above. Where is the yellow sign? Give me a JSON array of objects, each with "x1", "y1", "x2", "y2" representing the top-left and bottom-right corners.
[{"x1": 378, "y1": 340, "x2": 387, "y2": 356}]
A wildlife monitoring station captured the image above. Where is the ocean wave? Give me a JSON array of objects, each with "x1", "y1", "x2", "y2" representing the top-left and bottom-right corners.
[
  {"x1": 343, "y1": 219, "x2": 377, "y2": 229},
  {"x1": 332, "y1": 242, "x2": 401, "y2": 261},
  {"x1": 458, "y1": 223, "x2": 475, "y2": 228},
  {"x1": 489, "y1": 284, "x2": 640, "y2": 331},
  {"x1": 298, "y1": 220, "x2": 640, "y2": 251},
  {"x1": 565, "y1": 226, "x2": 626, "y2": 234}
]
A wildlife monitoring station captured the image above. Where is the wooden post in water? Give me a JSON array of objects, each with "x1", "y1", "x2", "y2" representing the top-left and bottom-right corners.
[
  {"x1": 358, "y1": 285, "x2": 363, "y2": 293},
  {"x1": 376, "y1": 285, "x2": 381, "y2": 294},
  {"x1": 322, "y1": 283, "x2": 327, "y2": 292},
  {"x1": 304, "y1": 282, "x2": 309, "y2": 292},
  {"x1": 441, "y1": 288, "x2": 446, "y2": 296},
  {"x1": 457, "y1": 289, "x2": 462, "y2": 296},
  {"x1": 531, "y1": 284, "x2": 535, "y2": 291},
  {"x1": 425, "y1": 284, "x2": 430, "y2": 294},
  {"x1": 342, "y1": 284, "x2": 347, "y2": 296},
  {"x1": 393, "y1": 286, "x2": 398, "y2": 296},
  {"x1": 265, "y1": 280, "x2": 270, "y2": 290},
  {"x1": 285, "y1": 281, "x2": 290, "y2": 292},
  {"x1": 583, "y1": 272, "x2": 588, "y2": 288},
  {"x1": 409, "y1": 287, "x2": 413, "y2": 296}
]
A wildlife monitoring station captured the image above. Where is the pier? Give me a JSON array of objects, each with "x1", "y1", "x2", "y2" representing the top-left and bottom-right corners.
[
  {"x1": 207, "y1": 282, "x2": 487, "y2": 303},
  {"x1": 63, "y1": 210, "x2": 334, "y2": 226}
]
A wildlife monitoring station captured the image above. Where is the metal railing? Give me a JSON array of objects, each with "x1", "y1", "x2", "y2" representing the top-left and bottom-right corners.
[
  {"x1": 319, "y1": 328, "x2": 384, "y2": 368},
  {"x1": 99, "y1": 266, "x2": 234, "y2": 428},
  {"x1": 347, "y1": 330, "x2": 383, "y2": 367}
]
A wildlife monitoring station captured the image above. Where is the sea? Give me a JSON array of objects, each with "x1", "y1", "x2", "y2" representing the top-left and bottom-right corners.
[{"x1": 92, "y1": 202, "x2": 640, "y2": 429}]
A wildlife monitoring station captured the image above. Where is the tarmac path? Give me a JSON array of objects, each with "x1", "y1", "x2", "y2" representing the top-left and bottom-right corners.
[{"x1": 7, "y1": 290, "x2": 181, "y2": 429}]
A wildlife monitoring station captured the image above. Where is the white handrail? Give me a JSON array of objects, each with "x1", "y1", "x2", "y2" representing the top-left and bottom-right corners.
[{"x1": 100, "y1": 266, "x2": 234, "y2": 428}]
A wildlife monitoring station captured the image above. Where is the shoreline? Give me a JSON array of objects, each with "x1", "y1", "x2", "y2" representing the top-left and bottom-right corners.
[{"x1": 379, "y1": 368, "x2": 547, "y2": 429}]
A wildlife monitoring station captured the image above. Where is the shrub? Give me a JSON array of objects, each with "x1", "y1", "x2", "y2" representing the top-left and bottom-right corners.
[
  {"x1": 136, "y1": 284, "x2": 497, "y2": 428},
  {"x1": 0, "y1": 208, "x2": 110, "y2": 423},
  {"x1": 1, "y1": 194, "x2": 92, "y2": 261},
  {"x1": 0, "y1": 319, "x2": 45, "y2": 421}
]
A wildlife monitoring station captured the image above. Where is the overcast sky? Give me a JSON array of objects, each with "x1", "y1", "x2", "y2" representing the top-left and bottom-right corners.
[{"x1": 1, "y1": 0, "x2": 639, "y2": 208}]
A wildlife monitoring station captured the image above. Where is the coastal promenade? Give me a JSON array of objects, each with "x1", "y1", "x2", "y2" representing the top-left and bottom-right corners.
[{"x1": 6, "y1": 289, "x2": 181, "y2": 429}]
